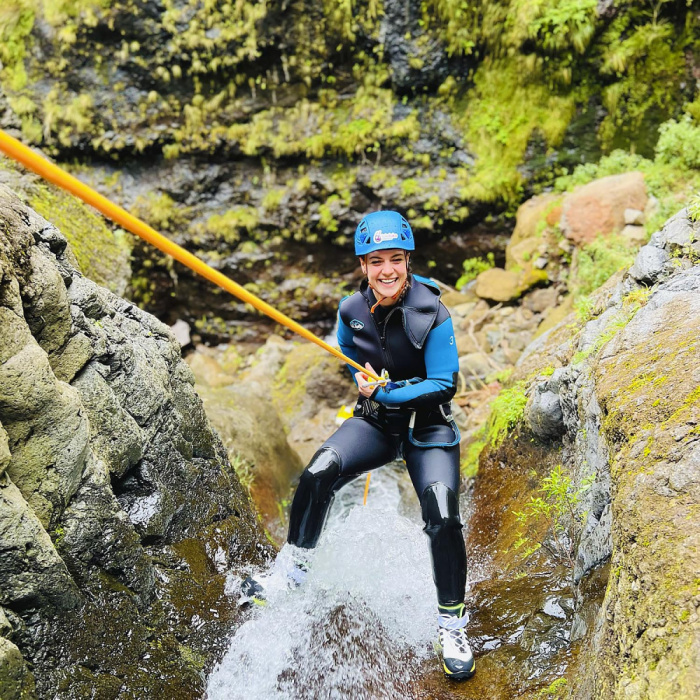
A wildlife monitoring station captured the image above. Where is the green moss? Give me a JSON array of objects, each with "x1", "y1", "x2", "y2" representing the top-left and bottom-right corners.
[
  {"x1": 28, "y1": 181, "x2": 131, "y2": 293},
  {"x1": 132, "y1": 192, "x2": 191, "y2": 233},
  {"x1": 262, "y1": 188, "x2": 286, "y2": 211},
  {"x1": 537, "y1": 677, "x2": 569, "y2": 698},
  {"x1": 456, "y1": 57, "x2": 579, "y2": 207},
  {"x1": 460, "y1": 436, "x2": 485, "y2": 478},
  {"x1": 197, "y1": 206, "x2": 260, "y2": 245}
]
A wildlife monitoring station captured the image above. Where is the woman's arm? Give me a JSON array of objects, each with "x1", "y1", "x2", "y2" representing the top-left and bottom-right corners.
[
  {"x1": 336, "y1": 301, "x2": 362, "y2": 384},
  {"x1": 371, "y1": 315, "x2": 459, "y2": 409}
]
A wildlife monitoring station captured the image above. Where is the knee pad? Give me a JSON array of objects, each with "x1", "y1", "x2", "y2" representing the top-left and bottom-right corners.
[
  {"x1": 299, "y1": 447, "x2": 342, "y2": 492},
  {"x1": 288, "y1": 447, "x2": 342, "y2": 549},
  {"x1": 420, "y1": 482, "x2": 462, "y2": 533}
]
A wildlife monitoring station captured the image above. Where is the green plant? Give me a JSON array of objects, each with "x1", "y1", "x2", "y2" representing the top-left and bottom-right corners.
[
  {"x1": 570, "y1": 234, "x2": 637, "y2": 298},
  {"x1": 485, "y1": 380, "x2": 528, "y2": 448},
  {"x1": 460, "y1": 435, "x2": 486, "y2": 478},
  {"x1": 537, "y1": 677, "x2": 569, "y2": 698},
  {"x1": 455, "y1": 252, "x2": 495, "y2": 290},
  {"x1": 689, "y1": 192, "x2": 700, "y2": 223},
  {"x1": 514, "y1": 465, "x2": 595, "y2": 568},
  {"x1": 231, "y1": 453, "x2": 254, "y2": 492}
]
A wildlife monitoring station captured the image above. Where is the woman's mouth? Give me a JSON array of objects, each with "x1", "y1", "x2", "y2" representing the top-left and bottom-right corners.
[{"x1": 378, "y1": 277, "x2": 398, "y2": 286}]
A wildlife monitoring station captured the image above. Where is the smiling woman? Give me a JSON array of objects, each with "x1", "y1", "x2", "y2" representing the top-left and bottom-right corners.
[{"x1": 243, "y1": 210, "x2": 475, "y2": 681}]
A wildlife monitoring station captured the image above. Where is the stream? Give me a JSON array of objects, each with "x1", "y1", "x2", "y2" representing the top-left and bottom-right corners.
[{"x1": 206, "y1": 463, "x2": 483, "y2": 699}]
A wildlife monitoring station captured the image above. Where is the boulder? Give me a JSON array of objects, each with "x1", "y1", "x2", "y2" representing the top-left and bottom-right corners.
[
  {"x1": 619, "y1": 224, "x2": 647, "y2": 246},
  {"x1": 510, "y1": 192, "x2": 561, "y2": 248},
  {"x1": 624, "y1": 208, "x2": 645, "y2": 225},
  {"x1": 561, "y1": 172, "x2": 647, "y2": 245},
  {"x1": 474, "y1": 268, "x2": 521, "y2": 302},
  {"x1": 0, "y1": 476, "x2": 80, "y2": 611},
  {"x1": 0, "y1": 637, "x2": 37, "y2": 700},
  {"x1": 629, "y1": 245, "x2": 671, "y2": 285},
  {"x1": 0, "y1": 184, "x2": 268, "y2": 697}
]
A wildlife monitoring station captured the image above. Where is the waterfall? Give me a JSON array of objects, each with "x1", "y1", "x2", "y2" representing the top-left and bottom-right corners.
[{"x1": 207, "y1": 464, "x2": 443, "y2": 699}]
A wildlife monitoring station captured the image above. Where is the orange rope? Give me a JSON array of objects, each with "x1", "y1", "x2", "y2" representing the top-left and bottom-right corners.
[
  {"x1": 363, "y1": 473, "x2": 371, "y2": 506},
  {"x1": 0, "y1": 129, "x2": 379, "y2": 381}
]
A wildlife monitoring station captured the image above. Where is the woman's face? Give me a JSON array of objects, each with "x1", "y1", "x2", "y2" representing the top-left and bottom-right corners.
[{"x1": 360, "y1": 249, "x2": 409, "y2": 303}]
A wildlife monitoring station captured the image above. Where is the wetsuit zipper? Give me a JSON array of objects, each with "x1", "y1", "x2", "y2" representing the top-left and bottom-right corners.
[{"x1": 366, "y1": 296, "x2": 397, "y2": 377}]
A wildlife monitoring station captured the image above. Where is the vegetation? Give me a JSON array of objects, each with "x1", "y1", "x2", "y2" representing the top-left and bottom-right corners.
[
  {"x1": 455, "y1": 252, "x2": 495, "y2": 290},
  {"x1": 231, "y1": 453, "x2": 254, "y2": 492},
  {"x1": 513, "y1": 465, "x2": 595, "y2": 569},
  {"x1": 485, "y1": 380, "x2": 528, "y2": 448},
  {"x1": 570, "y1": 234, "x2": 637, "y2": 298},
  {"x1": 0, "y1": 0, "x2": 696, "y2": 212}
]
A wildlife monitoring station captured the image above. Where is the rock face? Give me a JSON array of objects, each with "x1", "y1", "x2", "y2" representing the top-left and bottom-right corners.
[
  {"x1": 508, "y1": 207, "x2": 700, "y2": 698},
  {"x1": 0, "y1": 185, "x2": 269, "y2": 697},
  {"x1": 445, "y1": 205, "x2": 698, "y2": 698}
]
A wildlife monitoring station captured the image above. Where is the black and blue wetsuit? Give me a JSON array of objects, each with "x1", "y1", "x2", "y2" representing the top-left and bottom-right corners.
[{"x1": 287, "y1": 275, "x2": 466, "y2": 606}]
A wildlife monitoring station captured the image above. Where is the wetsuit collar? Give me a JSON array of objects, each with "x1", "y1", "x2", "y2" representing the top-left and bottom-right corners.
[{"x1": 361, "y1": 275, "x2": 441, "y2": 350}]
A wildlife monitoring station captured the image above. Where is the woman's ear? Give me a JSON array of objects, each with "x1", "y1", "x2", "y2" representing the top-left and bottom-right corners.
[{"x1": 359, "y1": 256, "x2": 367, "y2": 275}]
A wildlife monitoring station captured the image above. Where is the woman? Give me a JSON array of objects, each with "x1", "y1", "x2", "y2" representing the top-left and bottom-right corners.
[{"x1": 246, "y1": 210, "x2": 474, "y2": 680}]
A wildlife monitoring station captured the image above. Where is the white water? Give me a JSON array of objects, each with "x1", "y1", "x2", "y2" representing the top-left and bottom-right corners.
[{"x1": 206, "y1": 464, "x2": 440, "y2": 699}]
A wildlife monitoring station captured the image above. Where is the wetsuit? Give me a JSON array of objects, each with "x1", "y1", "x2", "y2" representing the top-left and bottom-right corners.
[{"x1": 287, "y1": 275, "x2": 466, "y2": 607}]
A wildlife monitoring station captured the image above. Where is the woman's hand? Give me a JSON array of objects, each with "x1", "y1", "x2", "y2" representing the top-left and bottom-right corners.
[{"x1": 355, "y1": 362, "x2": 379, "y2": 398}]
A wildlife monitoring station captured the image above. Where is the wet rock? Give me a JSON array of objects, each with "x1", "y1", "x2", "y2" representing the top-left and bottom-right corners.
[
  {"x1": 526, "y1": 377, "x2": 566, "y2": 442},
  {"x1": 0, "y1": 475, "x2": 80, "y2": 611},
  {"x1": 0, "y1": 185, "x2": 268, "y2": 697},
  {"x1": 628, "y1": 244, "x2": 671, "y2": 285},
  {"x1": 560, "y1": 172, "x2": 647, "y2": 246},
  {"x1": 0, "y1": 637, "x2": 37, "y2": 700},
  {"x1": 382, "y1": 0, "x2": 449, "y2": 92},
  {"x1": 574, "y1": 502, "x2": 612, "y2": 584}
]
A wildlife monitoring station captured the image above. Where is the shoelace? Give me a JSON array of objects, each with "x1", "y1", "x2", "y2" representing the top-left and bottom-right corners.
[
  {"x1": 438, "y1": 611, "x2": 471, "y2": 656},
  {"x1": 441, "y1": 627, "x2": 470, "y2": 654}
]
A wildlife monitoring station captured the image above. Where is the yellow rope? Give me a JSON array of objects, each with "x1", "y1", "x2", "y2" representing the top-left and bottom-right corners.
[
  {"x1": 363, "y1": 473, "x2": 371, "y2": 506},
  {"x1": 0, "y1": 129, "x2": 379, "y2": 381}
]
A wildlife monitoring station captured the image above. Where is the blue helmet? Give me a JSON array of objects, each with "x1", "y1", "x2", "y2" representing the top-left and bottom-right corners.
[{"x1": 354, "y1": 210, "x2": 414, "y2": 256}]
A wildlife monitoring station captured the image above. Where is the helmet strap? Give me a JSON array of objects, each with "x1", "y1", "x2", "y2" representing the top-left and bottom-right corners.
[{"x1": 369, "y1": 278, "x2": 407, "y2": 313}]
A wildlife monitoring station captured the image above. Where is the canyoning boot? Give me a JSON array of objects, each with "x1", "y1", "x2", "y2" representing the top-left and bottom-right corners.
[
  {"x1": 240, "y1": 560, "x2": 309, "y2": 607},
  {"x1": 240, "y1": 575, "x2": 268, "y2": 606},
  {"x1": 436, "y1": 603, "x2": 475, "y2": 681}
]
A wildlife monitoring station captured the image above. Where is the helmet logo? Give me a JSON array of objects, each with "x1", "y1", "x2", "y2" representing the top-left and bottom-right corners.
[
  {"x1": 373, "y1": 229, "x2": 399, "y2": 244},
  {"x1": 349, "y1": 319, "x2": 364, "y2": 330}
]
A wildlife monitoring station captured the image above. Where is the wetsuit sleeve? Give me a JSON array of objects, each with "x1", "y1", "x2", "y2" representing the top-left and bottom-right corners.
[
  {"x1": 372, "y1": 316, "x2": 458, "y2": 409},
  {"x1": 337, "y1": 301, "x2": 361, "y2": 385}
]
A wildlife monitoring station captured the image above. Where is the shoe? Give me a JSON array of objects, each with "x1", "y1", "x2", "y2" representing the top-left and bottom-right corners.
[
  {"x1": 240, "y1": 560, "x2": 308, "y2": 606},
  {"x1": 240, "y1": 575, "x2": 268, "y2": 606},
  {"x1": 436, "y1": 603, "x2": 475, "y2": 680}
]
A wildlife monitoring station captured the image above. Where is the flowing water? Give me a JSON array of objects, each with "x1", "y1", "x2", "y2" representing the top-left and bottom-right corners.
[
  {"x1": 206, "y1": 457, "x2": 604, "y2": 699},
  {"x1": 206, "y1": 463, "x2": 470, "y2": 699}
]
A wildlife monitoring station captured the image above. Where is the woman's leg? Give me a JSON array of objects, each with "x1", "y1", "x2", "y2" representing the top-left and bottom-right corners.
[
  {"x1": 404, "y1": 432, "x2": 466, "y2": 607},
  {"x1": 287, "y1": 417, "x2": 395, "y2": 549}
]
